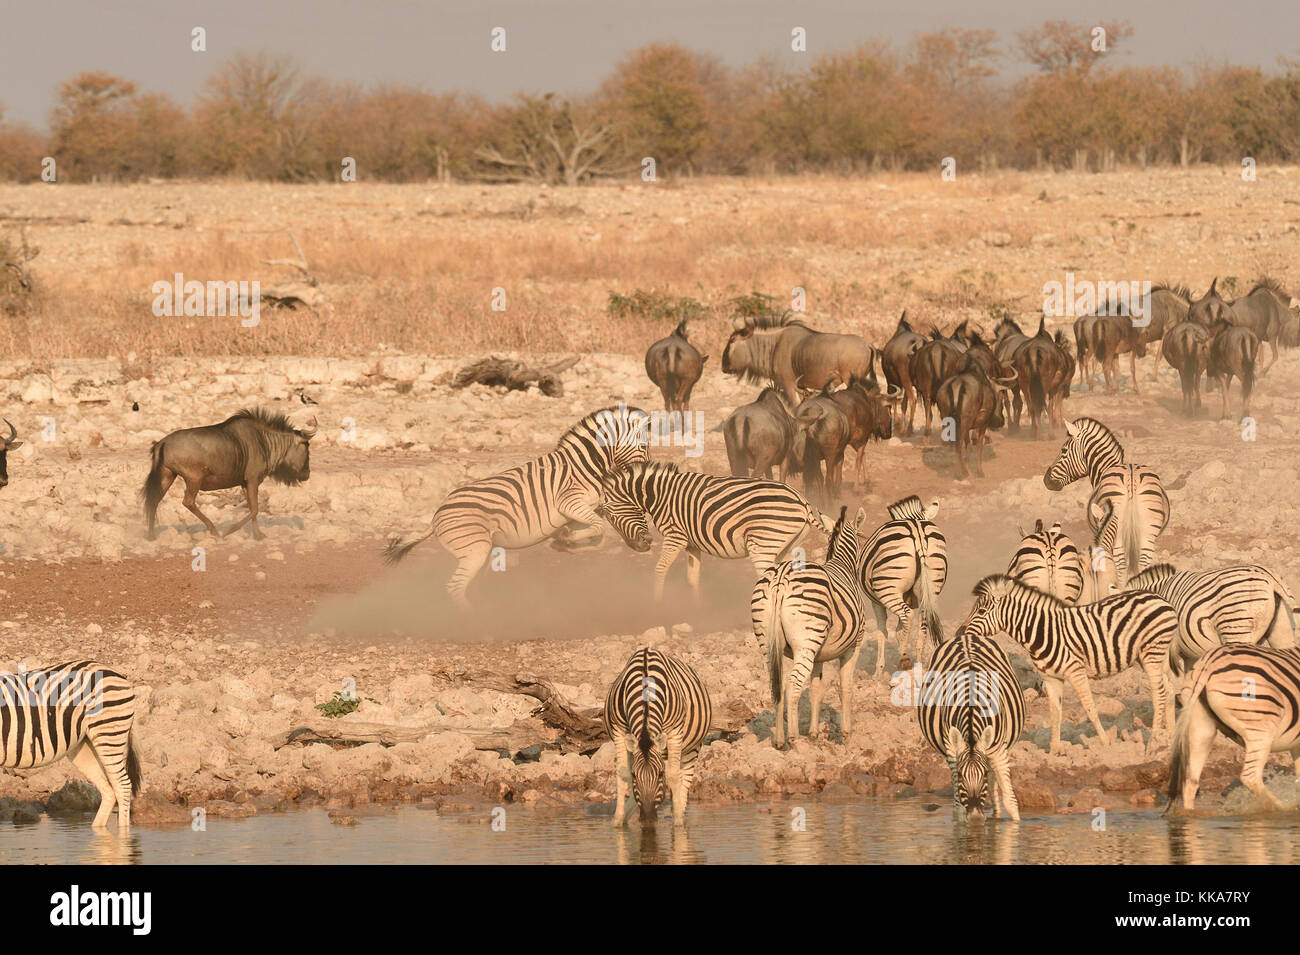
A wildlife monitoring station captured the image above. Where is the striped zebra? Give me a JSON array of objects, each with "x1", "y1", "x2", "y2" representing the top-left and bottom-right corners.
[
  {"x1": 1168, "y1": 644, "x2": 1300, "y2": 810},
  {"x1": 1007, "y1": 519, "x2": 1084, "y2": 604},
  {"x1": 383, "y1": 404, "x2": 650, "y2": 608},
  {"x1": 603, "y1": 647, "x2": 712, "y2": 826},
  {"x1": 1043, "y1": 417, "x2": 1169, "y2": 589},
  {"x1": 0, "y1": 661, "x2": 141, "y2": 830},
  {"x1": 752, "y1": 506, "x2": 868, "y2": 748},
  {"x1": 959, "y1": 574, "x2": 1177, "y2": 753},
  {"x1": 919, "y1": 633, "x2": 1026, "y2": 822},
  {"x1": 597, "y1": 461, "x2": 830, "y2": 600},
  {"x1": 1128, "y1": 563, "x2": 1299, "y2": 676},
  {"x1": 857, "y1": 495, "x2": 947, "y2": 677}
]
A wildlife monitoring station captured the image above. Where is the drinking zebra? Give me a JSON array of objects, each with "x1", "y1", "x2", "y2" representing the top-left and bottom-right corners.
[
  {"x1": 597, "y1": 461, "x2": 831, "y2": 600},
  {"x1": 919, "y1": 632, "x2": 1026, "y2": 822},
  {"x1": 1007, "y1": 519, "x2": 1084, "y2": 604},
  {"x1": 751, "y1": 506, "x2": 868, "y2": 747},
  {"x1": 959, "y1": 574, "x2": 1177, "y2": 753},
  {"x1": 1168, "y1": 644, "x2": 1300, "y2": 810},
  {"x1": 1043, "y1": 417, "x2": 1169, "y2": 589},
  {"x1": 604, "y1": 647, "x2": 712, "y2": 826},
  {"x1": 0, "y1": 661, "x2": 141, "y2": 830},
  {"x1": 1127, "y1": 563, "x2": 1298, "y2": 676},
  {"x1": 858, "y1": 495, "x2": 947, "y2": 677},
  {"x1": 383, "y1": 404, "x2": 650, "y2": 609}
]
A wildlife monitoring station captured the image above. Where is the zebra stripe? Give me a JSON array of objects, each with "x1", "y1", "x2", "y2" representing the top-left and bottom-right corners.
[
  {"x1": 0, "y1": 661, "x2": 140, "y2": 830},
  {"x1": 857, "y1": 495, "x2": 948, "y2": 676},
  {"x1": 1128, "y1": 563, "x2": 1299, "y2": 674},
  {"x1": 603, "y1": 647, "x2": 712, "y2": 826},
  {"x1": 1168, "y1": 644, "x2": 1300, "y2": 810},
  {"x1": 751, "y1": 505, "x2": 867, "y2": 748},
  {"x1": 919, "y1": 633, "x2": 1026, "y2": 821},
  {"x1": 598, "y1": 461, "x2": 829, "y2": 600},
  {"x1": 383, "y1": 404, "x2": 650, "y2": 608},
  {"x1": 960, "y1": 574, "x2": 1177, "y2": 753},
  {"x1": 1007, "y1": 519, "x2": 1084, "y2": 604},
  {"x1": 1043, "y1": 417, "x2": 1169, "y2": 588}
]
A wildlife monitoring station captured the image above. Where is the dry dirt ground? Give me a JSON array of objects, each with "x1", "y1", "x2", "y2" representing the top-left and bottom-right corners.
[{"x1": 0, "y1": 171, "x2": 1298, "y2": 826}]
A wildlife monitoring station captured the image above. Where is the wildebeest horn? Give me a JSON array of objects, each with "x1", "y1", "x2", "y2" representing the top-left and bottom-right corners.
[
  {"x1": 884, "y1": 383, "x2": 904, "y2": 402},
  {"x1": 1208, "y1": 276, "x2": 1217, "y2": 295},
  {"x1": 299, "y1": 415, "x2": 318, "y2": 438},
  {"x1": 732, "y1": 316, "x2": 748, "y2": 330},
  {"x1": 2, "y1": 418, "x2": 14, "y2": 444}
]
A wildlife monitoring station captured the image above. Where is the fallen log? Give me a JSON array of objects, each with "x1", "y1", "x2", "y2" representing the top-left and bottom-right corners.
[
  {"x1": 273, "y1": 719, "x2": 544, "y2": 754},
  {"x1": 451, "y1": 356, "x2": 580, "y2": 397},
  {"x1": 474, "y1": 672, "x2": 607, "y2": 748}
]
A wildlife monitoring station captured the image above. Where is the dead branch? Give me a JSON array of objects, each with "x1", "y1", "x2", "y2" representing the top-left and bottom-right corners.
[
  {"x1": 273, "y1": 719, "x2": 544, "y2": 753},
  {"x1": 451, "y1": 356, "x2": 580, "y2": 397}
]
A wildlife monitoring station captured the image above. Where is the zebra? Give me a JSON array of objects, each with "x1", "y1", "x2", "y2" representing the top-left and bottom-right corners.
[
  {"x1": 857, "y1": 495, "x2": 947, "y2": 678},
  {"x1": 751, "y1": 506, "x2": 868, "y2": 748},
  {"x1": 959, "y1": 574, "x2": 1177, "y2": 753},
  {"x1": 1007, "y1": 519, "x2": 1084, "y2": 604},
  {"x1": 1043, "y1": 417, "x2": 1169, "y2": 590},
  {"x1": 1128, "y1": 563, "x2": 1299, "y2": 676},
  {"x1": 603, "y1": 647, "x2": 712, "y2": 827},
  {"x1": 383, "y1": 404, "x2": 650, "y2": 609},
  {"x1": 919, "y1": 633, "x2": 1026, "y2": 822},
  {"x1": 1168, "y1": 644, "x2": 1300, "y2": 811},
  {"x1": 597, "y1": 461, "x2": 831, "y2": 600},
  {"x1": 0, "y1": 661, "x2": 141, "y2": 830}
]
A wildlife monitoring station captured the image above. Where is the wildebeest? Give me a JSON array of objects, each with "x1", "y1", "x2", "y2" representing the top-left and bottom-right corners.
[
  {"x1": 792, "y1": 381, "x2": 853, "y2": 505},
  {"x1": 993, "y1": 315, "x2": 1030, "y2": 430},
  {"x1": 1227, "y1": 278, "x2": 1291, "y2": 374},
  {"x1": 1206, "y1": 319, "x2": 1260, "y2": 421},
  {"x1": 909, "y1": 321, "x2": 968, "y2": 440},
  {"x1": 1073, "y1": 314, "x2": 1099, "y2": 389},
  {"x1": 1162, "y1": 320, "x2": 1210, "y2": 417},
  {"x1": 143, "y1": 408, "x2": 317, "y2": 540},
  {"x1": 0, "y1": 419, "x2": 22, "y2": 490},
  {"x1": 935, "y1": 356, "x2": 1017, "y2": 479},
  {"x1": 1087, "y1": 312, "x2": 1145, "y2": 395},
  {"x1": 721, "y1": 312, "x2": 875, "y2": 407},
  {"x1": 645, "y1": 319, "x2": 707, "y2": 414},
  {"x1": 722, "y1": 387, "x2": 796, "y2": 480},
  {"x1": 830, "y1": 375, "x2": 902, "y2": 486},
  {"x1": 1052, "y1": 330, "x2": 1076, "y2": 420},
  {"x1": 1013, "y1": 317, "x2": 1070, "y2": 440},
  {"x1": 880, "y1": 312, "x2": 924, "y2": 434},
  {"x1": 1134, "y1": 283, "x2": 1193, "y2": 381}
]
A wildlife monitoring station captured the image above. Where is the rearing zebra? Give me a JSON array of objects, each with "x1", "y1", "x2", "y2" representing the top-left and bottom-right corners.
[
  {"x1": 0, "y1": 661, "x2": 141, "y2": 830},
  {"x1": 959, "y1": 574, "x2": 1177, "y2": 753},
  {"x1": 603, "y1": 647, "x2": 712, "y2": 827},
  {"x1": 598, "y1": 461, "x2": 830, "y2": 600},
  {"x1": 857, "y1": 495, "x2": 948, "y2": 677},
  {"x1": 1043, "y1": 417, "x2": 1169, "y2": 589},
  {"x1": 1007, "y1": 519, "x2": 1084, "y2": 604},
  {"x1": 383, "y1": 404, "x2": 650, "y2": 608},
  {"x1": 752, "y1": 506, "x2": 868, "y2": 748}
]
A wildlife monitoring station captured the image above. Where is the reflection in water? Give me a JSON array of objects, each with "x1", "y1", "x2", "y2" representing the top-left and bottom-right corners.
[{"x1": 2, "y1": 801, "x2": 1298, "y2": 865}]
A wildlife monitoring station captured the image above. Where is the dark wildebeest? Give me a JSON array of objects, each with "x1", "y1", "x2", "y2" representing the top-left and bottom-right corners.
[
  {"x1": 792, "y1": 381, "x2": 853, "y2": 506},
  {"x1": 881, "y1": 312, "x2": 924, "y2": 435},
  {"x1": 0, "y1": 419, "x2": 22, "y2": 490},
  {"x1": 935, "y1": 357, "x2": 1017, "y2": 479},
  {"x1": 1073, "y1": 314, "x2": 1099, "y2": 390},
  {"x1": 645, "y1": 319, "x2": 708, "y2": 414},
  {"x1": 1088, "y1": 312, "x2": 1145, "y2": 395},
  {"x1": 1014, "y1": 317, "x2": 1070, "y2": 440},
  {"x1": 1206, "y1": 319, "x2": 1260, "y2": 421},
  {"x1": 1052, "y1": 331, "x2": 1075, "y2": 424},
  {"x1": 1226, "y1": 279, "x2": 1291, "y2": 374},
  {"x1": 721, "y1": 312, "x2": 875, "y2": 407},
  {"x1": 993, "y1": 315, "x2": 1030, "y2": 431},
  {"x1": 722, "y1": 387, "x2": 796, "y2": 480},
  {"x1": 830, "y1": 374, "x2": 902, "y2": 486},
  {"x1": 909, "y1": 321, "x2": 968, "y2": 441},
  {"x1": 143, "y1": 408, "x2": 317, "y2": 540},
  {"x1": 1162, "y1": 321, "x2": 1210, "y2": 417}
]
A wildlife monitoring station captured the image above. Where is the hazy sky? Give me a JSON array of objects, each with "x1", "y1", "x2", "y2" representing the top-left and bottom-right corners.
[{"x1": 2, "y1": 0, "x2": 1297, "y2": 129}]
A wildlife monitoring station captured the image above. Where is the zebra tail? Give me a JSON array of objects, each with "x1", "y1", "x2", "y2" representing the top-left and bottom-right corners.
[
  {"x1": 915, "y1": 546, "x2": 944, "y2": 646},
  {"x1": 1121, "y1": 502, "x2": 1143, "y2": 589},
  {"x1": 1165, "y1": 683, "x2": 1210, "y2": 812},
  {"x1": 127, "y1": 729, "x2": 143, "y2": 796},
  {"x1": 383, "y1": 525, "x2": 436, "y2": 565},
  {"x1": 761, "y1": 584, "x2": 785, "y2": 706}
]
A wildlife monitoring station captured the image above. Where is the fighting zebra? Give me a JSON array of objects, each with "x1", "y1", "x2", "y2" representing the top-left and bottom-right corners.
[
  {"x1": 959, "y1": 575, "x2": 1177, "y2": 753},
  {"x1": 0, "y1": 661, "x2": 141, "y2": 830},
  {"x1": 383, "y1": 404, "x2": 650, "y2": 609},
  {"x1": 1168, "y1": 644, "x2": 1300, "y2": 810},
  {"x1": 1043, "y1": 417, "x2": 1169, "y2": 589},
  {"x1": 604, "y1": 647, "x2": 712, "y2": 826},
  {"x1": 919, "y1": 633, "x2": 1026, "y2": 822},
  {"x1": 598, "y1": 461, "x2": 830, "y2": 600},
  {"x1": 752, "y1": 506, "x2": 868, "y2": 748},
  {"x1": 857, "y1": 496, "x2": 947, "y2": 677},
  {"x1": 1128, "y1": 563, "x2": 1299, "y2": 677},
  {"x1": 1007, "y1": 519, "x2": 1085, "y2": 604}
]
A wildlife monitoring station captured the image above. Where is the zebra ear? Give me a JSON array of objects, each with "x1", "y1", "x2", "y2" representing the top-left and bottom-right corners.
[
  {"x1": 946, "y1": 726, "x2": 966, "y2": 757},
  {"x1": 854, "y1": 507, "x2": 868, "y2": 530},
  {"x1": 1064, "y1": 418, "x2": 1079, "y2": 438},
  {"x1": 923, "y1": 499, "x2": 940, "y2": 521},
  {"x1": 975, "y1": 724, "x2": 996, "y2": 753}
]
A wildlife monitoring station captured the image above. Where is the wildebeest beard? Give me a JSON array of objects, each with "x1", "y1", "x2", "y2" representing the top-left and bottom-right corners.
[
  {"x1": 724, "y1": 328, "x2": 783, "y2": 385},
  {"x1": 269, "y1": 443, "x2": 310, "y2": 485}
]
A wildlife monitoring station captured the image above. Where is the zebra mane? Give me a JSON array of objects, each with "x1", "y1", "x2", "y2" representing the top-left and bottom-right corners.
[
  {"x1": 825, "y1": 506, "x2": 857, "y2": 563},
  {"x1": 1128, "y1": 563, "x2": 1178, "y2": 588},
  {"x1": 1069, "y1": 417, "x2": 1125, "y2": 463},
  {"x1": 974, "y1": 573, "x2": 1067, "y2": 610},
  {"x1": 561, "y1": 404, "x2": 650, "y2": 450},
  {"x1": 887, "y1": 495, "x2": 925, "y2": 520}
]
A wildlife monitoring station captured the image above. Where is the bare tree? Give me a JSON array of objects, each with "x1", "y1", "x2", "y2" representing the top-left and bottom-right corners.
[{"x1": 474, "y1": 94, "x2": 628, "y2": 186}]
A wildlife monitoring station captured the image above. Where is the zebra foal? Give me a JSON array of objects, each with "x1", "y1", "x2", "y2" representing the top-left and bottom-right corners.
[{"x1": 604, "y1": 648, "x2": 712, "y2": 827}]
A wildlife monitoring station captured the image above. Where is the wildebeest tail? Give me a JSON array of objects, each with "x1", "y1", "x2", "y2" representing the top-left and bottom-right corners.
[
  {"x1": 141, "y1": 441, "x2": 166, "y2": 521},
  {"x1": 127, "y1": 729, "x2": 143, "y2": 796},
  {"x1": 1028, "y1": 349, "x2": 1047, "y2": 415},
  {"x1": 383, "y1": 523, "x2": 437, "y2": 564},
  {"x1": 1239, "y1": 336, "x2": 1255, "y2": 407},
  {"x1": 724, "y1": 417, "x2": 749, "y2": 476}
]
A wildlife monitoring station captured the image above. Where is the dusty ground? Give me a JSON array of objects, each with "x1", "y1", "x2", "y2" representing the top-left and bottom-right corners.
[{"x1": 1, "y1": 170, "x2": 1298, "y2": 826}]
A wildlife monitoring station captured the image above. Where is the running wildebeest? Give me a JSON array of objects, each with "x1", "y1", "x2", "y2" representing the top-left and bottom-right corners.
[
  {"x1": 143, "y1": 408, "x2": 317, "y2": 540},
  {"x1": 645, "y1": 319, "x2": 707, "y2": 414},
  {"x1": 881, "y1": 312, "x2": 924, "y2": 435},
  {"x1": 935, "y1": 356, "x2": 1017, "y2": 479},
  {"x1": 0, "y1": 419, "x2": 21, "y2": 490},
  {"x1": 722, "y1": 387, "x2": 796, "y2": 480},
  {"x1": 722, "y1": 312, "x2": 876, "y2": 407},
  {"x1": 1206, "y1": 319, "x2": 1260, "y2": 421},
  {"x1": 910, "y1": 321, "x2": 968, "y2": 441},
  {"x1": 1162, "y1": 320, "x2": 1210, "y2": 417},
  {"x1": 1013, "y1": 317, "x2": 1070, "y2": 440}
]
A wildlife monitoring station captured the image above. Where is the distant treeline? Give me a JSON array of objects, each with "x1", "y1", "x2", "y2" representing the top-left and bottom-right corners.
[{"x1": 2, "y1": 20, "x2": 1300, "y2": 184}]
